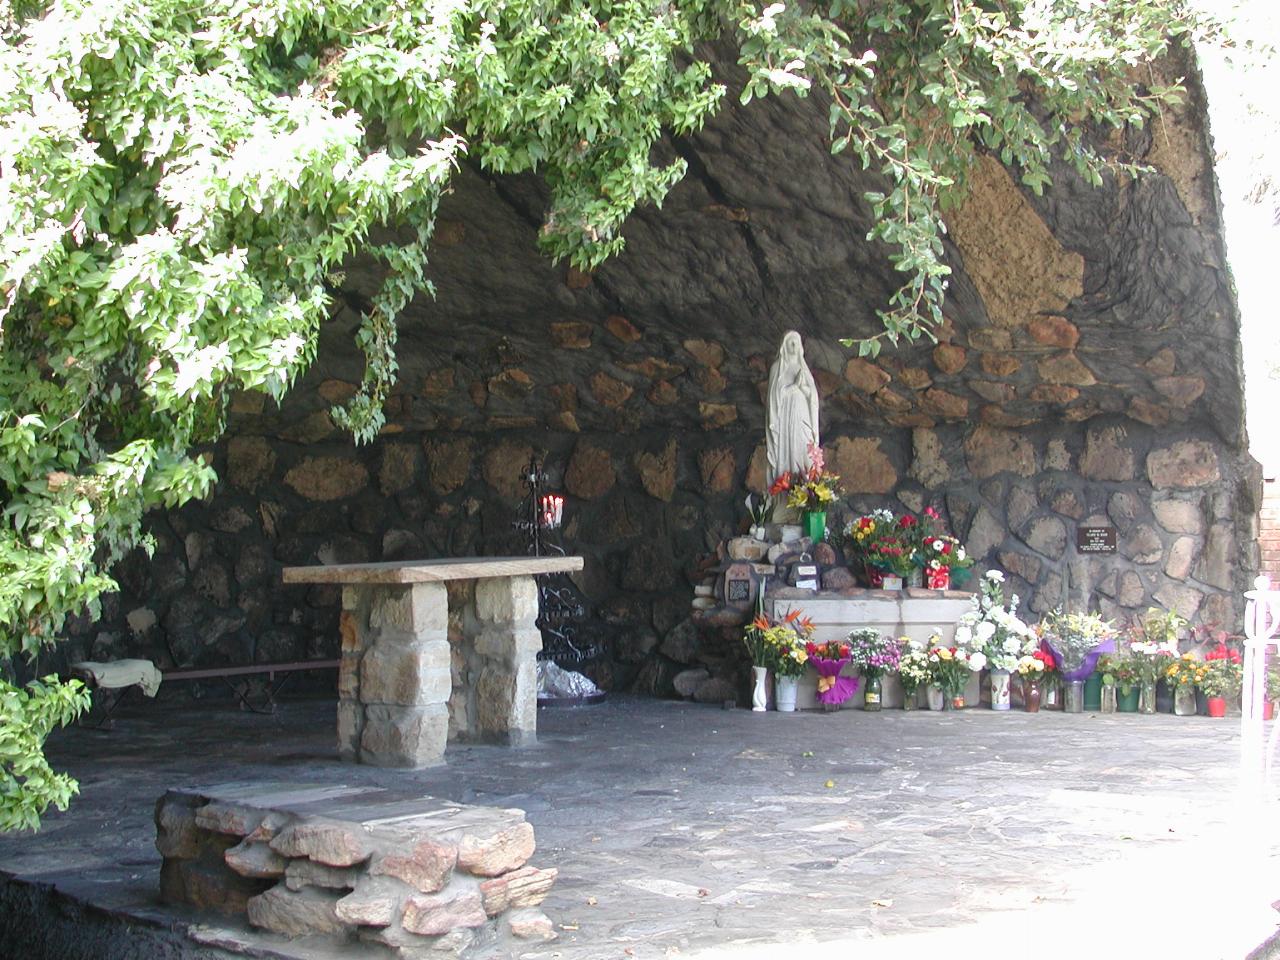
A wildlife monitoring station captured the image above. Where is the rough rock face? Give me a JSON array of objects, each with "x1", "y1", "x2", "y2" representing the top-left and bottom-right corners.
[{"x1": 91, "y1": 49, "x2": 1257, "y2": 698}]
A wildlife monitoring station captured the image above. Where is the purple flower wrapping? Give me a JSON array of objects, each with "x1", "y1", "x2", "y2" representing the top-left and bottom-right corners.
[
  {"x1": 1042, "y1": 637, "x2": 1115, "y2": 682},
  {"x1": 811, "y1": 656, "x2": 859, "y2": 705}
]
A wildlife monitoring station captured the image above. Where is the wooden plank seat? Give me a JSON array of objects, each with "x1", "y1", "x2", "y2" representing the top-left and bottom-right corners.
[{"x1": 70, "y1": 658, "x2": 339, "y2": 727}]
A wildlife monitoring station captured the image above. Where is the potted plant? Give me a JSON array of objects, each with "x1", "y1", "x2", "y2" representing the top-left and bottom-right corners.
[
  {"x1": 896, "y1": 637, "x2": 932, "y2": 711},
  {"x1": 1016, "y1": 649, "x2": 1056, "y2": 712},
  {"x1": 847, "y1": 628, "x2": 900, "y2": 711},
  {"x1": 956, "y1": 570, "x2": 1033, "y2": 711},
  {"x1": 770, "y1": 443, "x2": 840, "y2": 543},
  {"x1": 1200, "y1": 641, "x2": 1243, "y2": 718},
  {"x1": 1036, "y1": 609, "x2": 1115, "y2": 713},
  {"x1": 805, "y1": 638, "x2": 857, "y2": 711}
]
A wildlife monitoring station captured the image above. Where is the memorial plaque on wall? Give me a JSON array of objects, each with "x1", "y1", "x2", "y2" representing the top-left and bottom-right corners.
[
  {"x1": 1076, "y1": 526, "x2": 1117, "y2": 554},
  {"x1": 722, "y1": 562, "x2": 759, "y2": 610}
]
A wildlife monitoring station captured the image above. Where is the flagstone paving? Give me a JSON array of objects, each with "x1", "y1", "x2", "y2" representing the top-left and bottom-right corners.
[{"x1": 1, "y1": 694, "x2": 1277, "y2": 959}]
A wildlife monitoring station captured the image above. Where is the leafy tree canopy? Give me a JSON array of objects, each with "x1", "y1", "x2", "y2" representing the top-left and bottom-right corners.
[{"x1": 0, "y1": 0, "x2": 1215, "y2": 829}]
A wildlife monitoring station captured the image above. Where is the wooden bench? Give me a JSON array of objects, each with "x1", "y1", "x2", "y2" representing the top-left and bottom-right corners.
[{"x1": 72, "y1": 659, "x2": 339, "y2": 727}]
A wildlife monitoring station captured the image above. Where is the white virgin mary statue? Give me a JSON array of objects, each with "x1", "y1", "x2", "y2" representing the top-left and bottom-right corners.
[{"x1": 766, "y1": 330, "x2": 819, "y2": 485}]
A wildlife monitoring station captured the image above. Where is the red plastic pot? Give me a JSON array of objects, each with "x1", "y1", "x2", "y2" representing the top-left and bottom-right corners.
[
  {"x1": 1207, "y1": 696, "x2": 1227, "y2": 718},
  {"x1": 1265, "y1": 700, "x2": 1275, "y2": 722}
]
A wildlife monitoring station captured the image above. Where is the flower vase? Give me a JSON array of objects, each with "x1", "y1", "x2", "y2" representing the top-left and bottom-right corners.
[
  {"x1": 751, "y1": 524, "x2": 767, "y2": 541},
  {"x1": 1264, "y1": 700, "x2": 1275, "y2": 721},
  {"x1": 775, "y1": 675, "x2": 799, "y2": 713},
  {"x1": 1117, "y1": 685, "x2": 1140, "y2": 713},
  {"x1": 989, "y1": 669, "x2": 1012, "y2": 711},
  {"x1": 863, "y1": 675, "x2": 883, "y2": 712},
  {"x1": 926, "y1": 568, "x2": 951, "y2": 590},
  {"x1": 1023, "y1": 678, "x2": 1042, "y2": 713},
  {"x1": 1155, "y1": 678, "x2": 1175, "y2": 714},
  {"x1": 902, "y1": 688, "x2": 919, "y2": 711},
  {"x1": 1138, "y1": 682, "x2": 1157, "y2": 715},
  {"x1": 802, "y1": 510, "x2": 827, "y2": 544},
  {"x1": 949, "y1": 694, "x2": 966, "y2": 710},
  {"x1": 1195, "y1": 689, "x2": 1209, "y2": 716},
  {"x1": 1100, "y1": 684, "x2": 1117, "y2": 714},
  {"x1": 1207, "y1": 696, "x2": 1227, "y2": 718},
  {"x1": 1064, "y1": 679, "x2": 1085, "y2": 714},
  {"x1": 1173, "y1": 686, "x2": 1197, "y2": 716},
  {"x1": 908, "y1": 568, "x2": 924, "y2": 589},
  {"x1": 1083, "y1": 672, "x2": 1103, "y2": 711},
  {"x1": 751, "y1": 666, "x2": 768, "y2": 712},
  {"x1": 1044, "y1": 682, "x2": 1062, "y2": 711},
  {"x1": 926, "y1": 685, "x2": 945, "y2": 711}
]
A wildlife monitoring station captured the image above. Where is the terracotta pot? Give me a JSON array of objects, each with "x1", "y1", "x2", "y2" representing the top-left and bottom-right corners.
[{"x1": 1207, "y1": 696, "x2": 1227, "y2": 718}]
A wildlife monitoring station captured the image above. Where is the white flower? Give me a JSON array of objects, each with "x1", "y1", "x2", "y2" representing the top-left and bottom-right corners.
[
  {"x1": 954, "y1": 625, "x2": 973, "y2": 646},
  {"x1": 933, "y1": 540, "x2": 944, "y2": 551},
  {"x1": 986, "y1": 570, "x2": 1005, "y2": 583},
  {"x1": 957, "y1": 547, "x2": 966, "y2": 561},
  {"x1": 1009, "y1": 617, "x2": 1028, "y2": 636},
  {"x1": 1002, "y1": 636, "x2": 1022, "y2": 655},
  {"x1": 975, "y1": 621, "x2": 996, "y2": 643},
  {"x1": 968, "y1": 651, "x2": 987, "y2": 672}
]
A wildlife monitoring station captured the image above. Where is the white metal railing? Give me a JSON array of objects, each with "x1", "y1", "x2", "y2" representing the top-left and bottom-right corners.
[{"x1": 1242, "y1": 575, "x2": 1279, "y2": 792}]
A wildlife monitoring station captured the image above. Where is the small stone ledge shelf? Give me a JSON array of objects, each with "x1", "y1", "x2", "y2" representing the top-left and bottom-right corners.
[{"x1": 156, "y1": 782, "x2": 558, "y2": 957}]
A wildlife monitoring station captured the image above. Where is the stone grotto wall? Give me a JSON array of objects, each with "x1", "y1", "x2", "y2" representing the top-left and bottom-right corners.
[{"x1": 75, "y1": 48, "x2": 1259, "y2": 704}]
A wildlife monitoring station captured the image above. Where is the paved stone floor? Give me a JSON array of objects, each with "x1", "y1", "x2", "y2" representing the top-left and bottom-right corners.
[{"x1": 1, "y1": 694, "x2": 1278, "y2": 959}]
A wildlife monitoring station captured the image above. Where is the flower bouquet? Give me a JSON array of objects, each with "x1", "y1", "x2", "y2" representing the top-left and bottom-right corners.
[
  {"x1": 1016, "y1": 649, "x2": 1056, "y2": 712},
  {"x1": 845, "y1": 510, "x2": 913, "y2": 587},
  {"x1": 805, "y1": 638, "x2": 858, "y2": 709},
  {"x1": 1036, "y1": 609, "x2": 1115, "y2": 681},
  {"x1": 754, "y1": 609, "x2": 814, "y2": 678},
  {"x1": 847, "y1": 627, "x2": 900, "y2": 710},
  {"x1": 916, "y1": 507, "x2": 974, "y2": 588},
  {"x1": 927, "y1": 634, "x2": 984, "y2": 708},
  {"x1": 1200, "y1": 641, "x2": 1242, "y2": 716},
  {"x1": 769, "y1": 444, "x2": 840, "y2": 541},
  {"x1": 896, "y1": 637, "x2": 932, "y2": 709},
  {"x1": 956, "y1": 570, "x2": 1034, "y2": 672},
  {"x1": 1164, "y1": 652, "x2": 1202, "y2": 714}
]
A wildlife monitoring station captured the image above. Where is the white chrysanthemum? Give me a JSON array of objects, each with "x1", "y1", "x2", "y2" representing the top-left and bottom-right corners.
[
  {"x1": 975, "y1": 621, "x2": 996, "y2": 642},
  {"x1": 986, "y1": 570, "x2": 1005, "y2": 583},
  {"x1": 968, "y1": 651, "x2": 987, "y2": 672}
]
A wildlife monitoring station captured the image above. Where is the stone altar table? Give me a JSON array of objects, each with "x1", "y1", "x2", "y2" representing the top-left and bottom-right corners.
[{"x1": 282, "y1": 557, "x2": 583, "y2": 767}]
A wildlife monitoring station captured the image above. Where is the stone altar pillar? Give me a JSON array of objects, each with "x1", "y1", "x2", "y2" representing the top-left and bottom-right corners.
[{"x1": 474, "y1": 576, "x2": 542, "y2": 746}]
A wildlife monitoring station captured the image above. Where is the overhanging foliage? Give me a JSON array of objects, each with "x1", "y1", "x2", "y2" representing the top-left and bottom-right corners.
[{"x1": 0, "y1": 0, "x2": 1215, "y2": 829}]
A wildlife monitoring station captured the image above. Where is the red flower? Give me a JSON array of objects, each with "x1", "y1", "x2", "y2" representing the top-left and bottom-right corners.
[
  {"x1": 898, "y1": 515, "x2": 917, "y2": 528},
  {"x1": 769, "y1": 474, "x2": 792, "y2": 496}
]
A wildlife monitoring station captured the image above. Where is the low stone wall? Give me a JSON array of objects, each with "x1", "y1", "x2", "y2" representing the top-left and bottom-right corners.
[{"x1": 155, "y1": 783, "x2": 557, "y2": 956}]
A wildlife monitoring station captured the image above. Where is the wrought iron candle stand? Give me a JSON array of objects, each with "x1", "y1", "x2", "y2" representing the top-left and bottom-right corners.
[{"x1": 515, "y1": 458, "x2": 604, "y2": 704}]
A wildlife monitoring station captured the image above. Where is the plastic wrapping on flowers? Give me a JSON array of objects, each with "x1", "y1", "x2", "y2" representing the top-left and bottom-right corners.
[
  {"x1": 1037, "y1": 609, "x2": 1116, "y2": 681},
  {"x1": 806, "y1": 639, "x2": 858, "y2": 706}
]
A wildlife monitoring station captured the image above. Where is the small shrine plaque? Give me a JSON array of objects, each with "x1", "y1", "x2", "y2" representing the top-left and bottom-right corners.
[
  {"x1": 723, "y1": 562, "x2": 758, "y2": 609},
  {"x1": 793, "y1": 563, "x2": 820, "y2": 592},
  {"x1": 1076, "y1": 525, "x2": 1117, "y2": 554}
]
